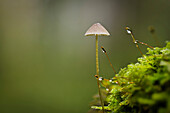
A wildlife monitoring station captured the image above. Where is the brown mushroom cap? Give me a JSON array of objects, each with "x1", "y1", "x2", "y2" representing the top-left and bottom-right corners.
[{"x1": 85, "y1": 23, "x2": 110, "y2": 36}]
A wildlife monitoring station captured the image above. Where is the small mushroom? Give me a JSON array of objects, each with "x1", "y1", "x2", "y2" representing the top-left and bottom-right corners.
[
  {"x1": 85, "y1": 23, "x2": 110, "y2": 76},
  {"x1": 85, "y1": 23, "x2": 110, "y2": 36},
  {"x1": 85, "y1": 23, "x2": 110, "y2": 113}
]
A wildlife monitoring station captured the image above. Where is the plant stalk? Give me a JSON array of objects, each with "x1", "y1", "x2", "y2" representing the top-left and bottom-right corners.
[
  {"x1": 137, "y1": 40, "x2": 154, "y2": 49},
  {"x1": 130, "y1": 33, "x2": 144, "y2": 57},
  {"x1": 105, "y1": 52, "x2": 117, "y2": 74},
  {"x1": 96, "y1": 35, "x2": 99, "y2": 75},
  {"x1": 96, "y1": 35, "x2": 104, "y2": 113}
]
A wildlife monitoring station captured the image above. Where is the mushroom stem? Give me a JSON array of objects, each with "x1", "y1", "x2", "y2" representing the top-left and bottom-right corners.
[
  {"x1": 96, "y1": 35, "x2": 99, "y2": 75},
  {"x1": 96, "y1": 35, "x2": 104, "y2": 113},
  {"x1": 97, "y1": 79, "x2": 104, "y2": 113}
]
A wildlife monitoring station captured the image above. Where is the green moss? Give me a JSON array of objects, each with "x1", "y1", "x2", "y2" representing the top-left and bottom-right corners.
[{"x1": 91, "y1": 41, "x2": 170, "y2": 113}]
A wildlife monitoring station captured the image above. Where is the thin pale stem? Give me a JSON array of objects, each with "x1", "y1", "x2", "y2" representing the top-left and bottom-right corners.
[
  {"x1": 130, "y1": 33, "x2": 144, "y2": 57},
  {"x1": 101, "y1": 46, "x2": 119, "y2": 86},
  {"x1": 137, "y1": 40, "x2": 154, "y2": 49},
  {"x1": 130, "y1": 33, "x2": 136, "y2": 43},
  {"x1": 96, "y1": 35, "x2": 99, "y2": 75},
  {"x1": 101, "y1": 46, "x2": 116, "y2": 74},
  {"x1": 136, "y1": 44, "x2": 144, "y2": 56},
  {"x1": 97, "y1": 79, "x2": 104, "y2": 113},
  {"x1": 96, "y1": 35, "x2": 104, "y2": 113},
  {"x1": 105, "y1": 53, "x2": 117, "y2": 74}
]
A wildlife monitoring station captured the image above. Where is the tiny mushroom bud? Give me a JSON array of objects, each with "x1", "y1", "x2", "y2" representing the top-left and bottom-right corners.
[
  {"x1": 125, "y1": 27, "x2": 132, "y2": 34},
  {"x1": 101, "y1": 46, "x2": 106, "y2": 53}
]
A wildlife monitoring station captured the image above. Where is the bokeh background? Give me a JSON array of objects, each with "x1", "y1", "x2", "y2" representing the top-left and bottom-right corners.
[{"x1": 0, "y1": 0, "x2": 169, "y2": 113}]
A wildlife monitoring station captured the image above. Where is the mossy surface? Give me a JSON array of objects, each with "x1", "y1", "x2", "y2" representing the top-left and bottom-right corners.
[{"x1": 90, "y1": 41, "x2": 170, "y2": 113}]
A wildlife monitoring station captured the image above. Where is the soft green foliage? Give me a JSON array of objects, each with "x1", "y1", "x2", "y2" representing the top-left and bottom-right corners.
[{"x1": 91, "y1": 41, "x2": 170, "y2": 113}]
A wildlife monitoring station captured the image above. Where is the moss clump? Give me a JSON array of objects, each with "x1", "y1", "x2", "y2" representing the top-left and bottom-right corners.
[{"x1": 91, "y1": 41, "x2": 170, "y2": 113}]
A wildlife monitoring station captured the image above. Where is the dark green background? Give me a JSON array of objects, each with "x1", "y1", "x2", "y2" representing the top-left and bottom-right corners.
[{"x1": 0, "y1": 0, "x2": 169, "y2": 113}]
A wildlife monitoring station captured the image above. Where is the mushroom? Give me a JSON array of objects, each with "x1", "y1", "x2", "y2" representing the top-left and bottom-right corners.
[
  {"x1": 85, "y1": 23, "x2": 110, "y2": 37},
  {"x1": 85, "y1": 23, "x2": 110, "y2": 75},
  {"x1": 85, "y1": 23, "x2": 110, "y2": 113}
]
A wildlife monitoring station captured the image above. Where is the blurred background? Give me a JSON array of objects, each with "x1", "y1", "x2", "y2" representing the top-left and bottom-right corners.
[{"x1": 0, "y1": 0, "x2": 169, "y2": 113}]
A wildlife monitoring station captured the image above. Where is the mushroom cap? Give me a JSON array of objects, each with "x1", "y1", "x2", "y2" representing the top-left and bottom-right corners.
[{"x1": 85, "y1": 23, "x2": 110, "y2": 36}]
